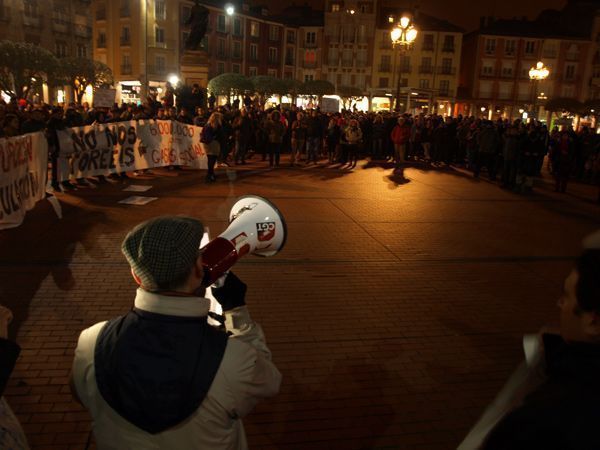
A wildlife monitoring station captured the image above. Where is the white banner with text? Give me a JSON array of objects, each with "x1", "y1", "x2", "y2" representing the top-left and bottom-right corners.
[
  {"x1": 0, "y1": 132, "x2": 49, "y2": 230},
  {"x1": 56, "y1": 120, "x2": 207, "y2": 181}
]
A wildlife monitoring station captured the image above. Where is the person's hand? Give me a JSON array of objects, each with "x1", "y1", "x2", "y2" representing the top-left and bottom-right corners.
[{"x1": 211, "y1": 272, "x2": 247, "y2": 312}]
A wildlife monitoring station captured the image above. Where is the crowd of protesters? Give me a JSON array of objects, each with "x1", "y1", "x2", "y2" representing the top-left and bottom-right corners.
[{"x1": 1, "y1": 94, "x2": 599, "y2": 199}]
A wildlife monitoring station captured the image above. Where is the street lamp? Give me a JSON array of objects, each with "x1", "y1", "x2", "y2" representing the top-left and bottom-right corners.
[
  {"x1": 529, "y1": 61, "x2": 549, "y2": 120},
  {"x1": 390, "y1": 14, "x2": 417, "y2": 112},
  {"x1": 225, "y1": 4, "x2": 234, "y2": 15}
]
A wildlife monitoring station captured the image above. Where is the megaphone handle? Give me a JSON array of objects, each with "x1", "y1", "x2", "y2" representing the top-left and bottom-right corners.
[{"x1": 201, "y1": 237, "x2": 239, "y2": 286}]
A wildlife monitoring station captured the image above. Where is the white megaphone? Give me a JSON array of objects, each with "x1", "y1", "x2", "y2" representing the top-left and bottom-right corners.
[{"x1": 201, "y1": 195, "x2": 287, "y2": 286}]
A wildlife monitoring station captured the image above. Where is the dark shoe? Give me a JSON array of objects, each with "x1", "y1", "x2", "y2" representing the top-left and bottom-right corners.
[{"x1": 61, "y1": 181, "x2": 77, "y2": 191}]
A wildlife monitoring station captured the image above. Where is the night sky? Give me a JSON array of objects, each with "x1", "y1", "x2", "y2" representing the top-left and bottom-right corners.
[{"x1": 267, "y1": 0, "x2": 569, "y2": 32}]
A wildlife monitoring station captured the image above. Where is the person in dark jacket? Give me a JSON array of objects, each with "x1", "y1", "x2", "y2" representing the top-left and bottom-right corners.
[{"x1": 460, "y1": 230, "x2": 600, "y2": 450}]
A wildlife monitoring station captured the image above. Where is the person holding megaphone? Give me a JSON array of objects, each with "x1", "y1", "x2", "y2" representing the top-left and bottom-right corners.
[{"x1": 70, "y1": 196, "x2": 285, "y2": 449}]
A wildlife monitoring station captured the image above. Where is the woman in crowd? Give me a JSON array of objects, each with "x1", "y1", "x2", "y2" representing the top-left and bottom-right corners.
[{"x1": 200, "y1": 112, "x2": 222, "y2": 183}]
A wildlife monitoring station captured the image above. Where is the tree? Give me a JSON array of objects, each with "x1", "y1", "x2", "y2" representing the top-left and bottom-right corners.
[
  {"x1": 207, "y1": 73, "x2": 253, "y2": 103},
  {"x1": 299, "y1": 79, "x2": 335, "y2": 107},
  {"x1": 0, "y1": 40, "x2": 58, "y2": 100},
  {"x1": 337, "y1": 85, "x2": 363, "y2": 110},
  {"x1": 57, "y1": 57, "x2": 113, "y2": 104},
  {"x1": 544, "y1": 97, "x2": 585, "y2": 115},
  {"x1": 299, "y1": 79, "x2": 335, "y2": 97},
  {"x1": 251, "y1": 75, "x2": 288, "y2": 106},
  {"x1": 282, "y1": 78, "x2": 303, "y2": 104}
]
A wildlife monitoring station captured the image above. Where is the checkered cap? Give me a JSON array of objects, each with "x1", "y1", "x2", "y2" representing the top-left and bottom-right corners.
[{"x1": 121, "y1": 216, "x2": 203, "y2": 292}]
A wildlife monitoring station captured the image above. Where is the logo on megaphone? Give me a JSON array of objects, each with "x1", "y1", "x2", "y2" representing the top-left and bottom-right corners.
[{"x1": 201, "y1": 195, "x2": 287, "y2": 285}]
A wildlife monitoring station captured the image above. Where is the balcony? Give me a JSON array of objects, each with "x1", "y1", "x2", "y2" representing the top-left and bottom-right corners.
[
  {"x1": 480, "y1": 69, "x2": 497, "y2": 78},
  {"x1": 148, "y1": 65, "x2": 176, "y2": 76},
  {"x1": 419, "y1": 65, "x2": 433, "y2": 74},
  {"x1": 0, "y1": 6, "x2": 11, "y2": 22},
  {"x1": 74, "y1": 25, "x2": 92, "y2": 38},
  {"x1": 304, "y1": 41, "x2": 317, "y2": 48},
  {"x1": 437, "y1": 66, "x2": 456, "y2": 75},
  {"x1": 23, "y1": 14, "x2": 40, "y2": 27},
  {"x1": 120, "y1": 36, "x2": 131, "y2": 46},
  {"x1": 150, "y1": 39, "x2": 175, "y2": 49},
  {"x1": 379, "y1": 64, "x2": 392, "y2": 72},
  {"x1": 303, "y1": 61, "x2": 316, "y2": 69},
  {"x1": 52, "y1": 19, "x2": 69, "y2": 33},
  {"x1": 96, "y1": 9, "x2": 106, "y2": 20},
  {"x1": 121, "y1": 64, "x2": 132, "y2": 74},
  {"x1": 441, "y1": 45, "x2": 454, "y2": 53}
]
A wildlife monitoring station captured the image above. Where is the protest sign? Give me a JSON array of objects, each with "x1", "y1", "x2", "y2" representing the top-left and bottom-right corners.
[
  {"x1": 56, "y1": 120, "x2": 207, "y2": 181},
  {"x1": 93, "y1": 89, "x2": 117, "y2": 108},
  {"x1": 0, "y1": 132, "x2": 49, "y2": 230}
]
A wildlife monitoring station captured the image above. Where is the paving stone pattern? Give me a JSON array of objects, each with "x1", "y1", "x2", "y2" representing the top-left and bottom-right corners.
[{"x1": 1, "y1": 162, "x2": 599, "y2": 449}]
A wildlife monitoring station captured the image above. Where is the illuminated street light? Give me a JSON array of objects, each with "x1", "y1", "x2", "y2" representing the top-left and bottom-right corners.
[
  {"x1": 225, "y1": 4, "x2": 234, "y2": 15},
  {"x1": 390, "y1": 14, "x2": 417, "y2": 112},
  {"x1": 529, "y1": 61, "x2": 550, "y2": 120},
  {"x1": 168, "y1": 74, "x2": 180, "y2": 86},
  {"x1": 529, "y1": 61, "x2": 550, "y2": 81}
]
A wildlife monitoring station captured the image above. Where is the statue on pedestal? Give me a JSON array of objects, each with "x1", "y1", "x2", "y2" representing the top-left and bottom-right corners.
[{"x1": 184, "y1": 0, "x2": 209, "y2": 51}]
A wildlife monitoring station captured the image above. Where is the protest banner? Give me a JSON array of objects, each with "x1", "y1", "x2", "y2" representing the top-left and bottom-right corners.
[
  {"x1": 56, "y1": 120, "x2": 207, "y2": 181},
  {"x1": 0, "y1": 132, "x2": 49, "y2": 230},
  {"x1": 93, "y1": 88, "x2": 117, "y2": 108}
]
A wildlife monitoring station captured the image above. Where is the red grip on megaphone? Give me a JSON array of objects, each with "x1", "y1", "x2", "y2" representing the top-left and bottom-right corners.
[{"x1": 201, "y1": 237, "x2": 239, "y2": 286}]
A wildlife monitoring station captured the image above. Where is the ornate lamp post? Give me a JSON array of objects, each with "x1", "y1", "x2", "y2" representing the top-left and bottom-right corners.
[
  {"x1": 390, "y1": 15, "x2": 417, "y2": 112},
  {"x1": 528, "y1": 61, "x2": 549, "y2": 120}
]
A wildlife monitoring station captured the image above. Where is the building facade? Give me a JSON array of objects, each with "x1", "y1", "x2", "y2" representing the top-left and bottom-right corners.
[
  {"x1": 322, "y1": 0, "x2": 376, "y2": 104},
  {"x1": 0, "y1": 0, "x2": 93, "y2": 103},
  {"x1": 459, "y1": 1, "x2": 600, "y2": 121},
  {"x1": 371, "y1": 10, "x2": 463, "y2": 113}
]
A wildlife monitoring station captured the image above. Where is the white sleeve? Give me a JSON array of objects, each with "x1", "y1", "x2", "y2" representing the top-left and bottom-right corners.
[
  {"x1": 223, "y1": 306, "x2": 273, "y2": 360},
  {"x1": 218, "y1": 339, "x2": 281, "y2": 419},
  {"x1": 217, "y1": 306, "x2": 282, "y2": 418}
]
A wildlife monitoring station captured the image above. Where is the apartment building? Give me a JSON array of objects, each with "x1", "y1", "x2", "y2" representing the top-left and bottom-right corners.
[
  {"x1": 459, "y1": 0, "x2": 600, "y2": 120},
  {"x1": 93, "y1": 0, "x2": 180, "y2": 103},
  {"x1": 322, "y1": 0, "x2": 377, "y2": 104},
  {"x1": 371, "y1": 10, "x2": 463, "y2": 113},
  {"x1": 0, "y1": 0, "x2": 93, "y2": 103}
]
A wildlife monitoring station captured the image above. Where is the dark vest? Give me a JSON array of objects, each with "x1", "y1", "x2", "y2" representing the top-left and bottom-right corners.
[{"x1": 94, "y1": 307, "x2": 228, "y2": 434}]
